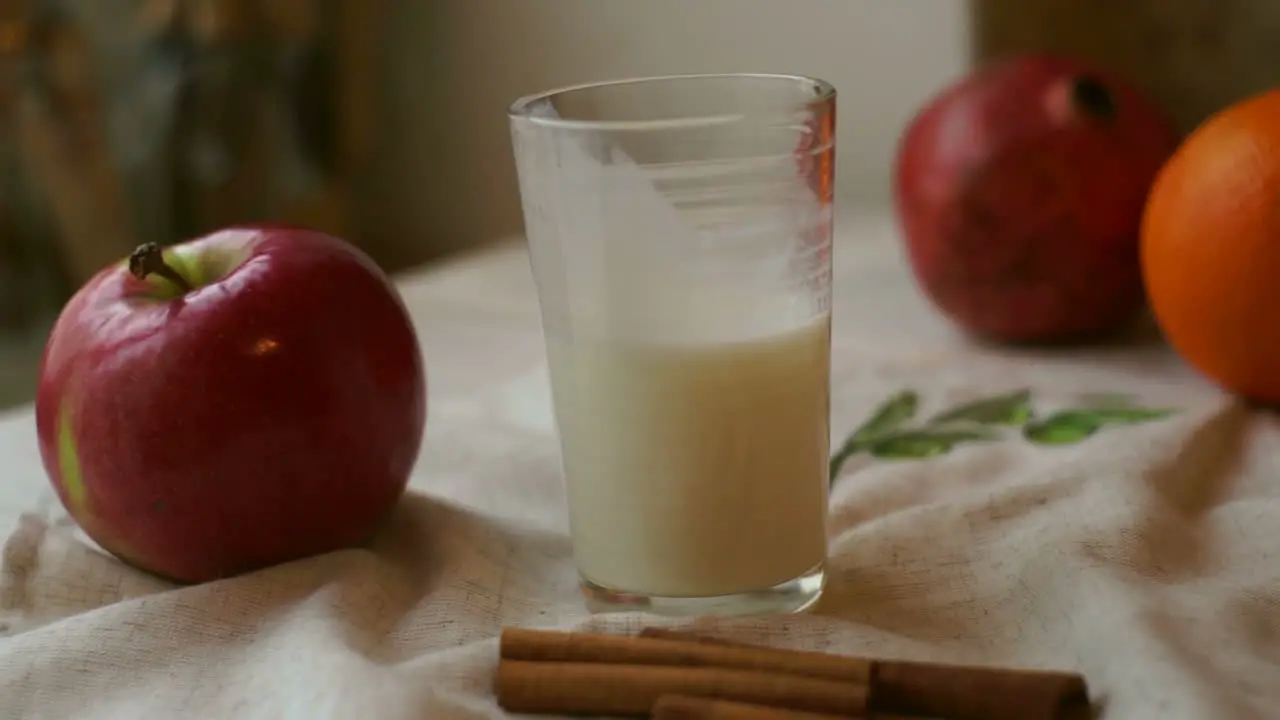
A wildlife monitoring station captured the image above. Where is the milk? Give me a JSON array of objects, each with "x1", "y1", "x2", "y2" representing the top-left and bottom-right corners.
[{"x1": 546, "y1": 316, "x2": 830, "y2": 598}]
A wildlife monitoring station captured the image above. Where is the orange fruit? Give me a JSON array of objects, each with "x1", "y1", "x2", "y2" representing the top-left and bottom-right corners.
[{"x1": 1141, "y1": 89, "x2": 1280, "y2": 402}]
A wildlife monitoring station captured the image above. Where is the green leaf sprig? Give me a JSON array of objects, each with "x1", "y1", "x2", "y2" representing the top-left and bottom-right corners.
[{"x1": 829, "y1": 388, "x2": 1176, "y2": 483}]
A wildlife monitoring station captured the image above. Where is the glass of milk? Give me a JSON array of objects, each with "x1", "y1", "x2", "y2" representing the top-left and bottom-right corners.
[{"x1": 509, "y1": 74, "x2": 836, "y2": 616}]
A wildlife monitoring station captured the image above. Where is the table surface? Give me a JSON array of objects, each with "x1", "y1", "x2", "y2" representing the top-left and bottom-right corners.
[{"x1": 1, "y1": 209, "x2": 1277, "y2": 720}]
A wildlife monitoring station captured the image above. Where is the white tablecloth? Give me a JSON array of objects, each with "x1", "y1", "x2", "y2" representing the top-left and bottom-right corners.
[{"x1": 1, "y1": 209, "x2": 1276, "y2": 719}]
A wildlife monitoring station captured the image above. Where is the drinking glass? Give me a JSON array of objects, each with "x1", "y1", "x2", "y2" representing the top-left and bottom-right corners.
[{"x1": 509, "y1": 74, "x2": 836, "y2": 616}]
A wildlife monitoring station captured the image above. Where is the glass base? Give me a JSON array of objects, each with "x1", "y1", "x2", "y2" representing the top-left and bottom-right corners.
[{"x1": 580, "y1": 563, "x2": 826, "y2": 617}]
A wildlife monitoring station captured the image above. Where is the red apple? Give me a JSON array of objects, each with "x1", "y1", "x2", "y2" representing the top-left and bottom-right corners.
[
  {"x1": 35, "y1": 226, "x2": 426, "y2": 583},
  {"x1": 893, "y1": 55, "x2": 1180, "y2": 343}
]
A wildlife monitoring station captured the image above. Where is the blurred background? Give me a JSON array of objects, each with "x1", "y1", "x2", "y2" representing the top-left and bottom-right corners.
[{"x1": 0, "y1": 0, "x2": 1272, "y2": 409}]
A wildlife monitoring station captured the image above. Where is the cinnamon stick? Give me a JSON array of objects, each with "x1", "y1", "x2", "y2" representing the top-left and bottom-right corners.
[
  {"x1": 495, "y1": 659, "x2": 868, "y2": 717},
  {"x1": 502, "y1": 627, "x2": 873, "y2": 684},
  {"x1": 640, "y1": 628, "x2": 1091, "y2": 720},
  {"x1": 652, "y1": 694, "x2": 859, "y2": 720},
  {"x1": 639, "y1": 628, "x2": 755, "y2": 645}
]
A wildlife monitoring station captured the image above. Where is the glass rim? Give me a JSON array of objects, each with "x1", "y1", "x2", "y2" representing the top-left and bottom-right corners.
[{"x1": 507, "y1": 72, "x2": 836, "y2": 132}]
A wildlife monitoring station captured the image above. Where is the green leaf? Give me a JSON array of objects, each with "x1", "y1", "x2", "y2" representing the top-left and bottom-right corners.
[
  {"x1": 852, "y1": 390, "x2": 919, "y2": 442},
  {"x1": 868, "y1": 427, "x2": 999, "y2": 459},
  {"x1": 1022, "y1": 412, "x2": 1101, "y2": 445},
  {"x1": 1021, "y1": 406, "x2": 1172, "y2": 445},
  {"x1": 929, "y1": 389, "x2": 1034, "y2": 426},
  {"x1": 829, "y1": 390, "x2": 919, "y2": 481}
]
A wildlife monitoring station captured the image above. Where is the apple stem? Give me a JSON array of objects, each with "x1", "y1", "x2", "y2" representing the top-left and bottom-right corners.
[
  {"x1": 128, "y1": 243, "x2": 192, "y2": 293},
  {"x1": 1070, "y1": 76, "x2": 1117, "y2": 121}
]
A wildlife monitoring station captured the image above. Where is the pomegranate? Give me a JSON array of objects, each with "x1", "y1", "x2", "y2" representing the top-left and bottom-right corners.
[{"x1": 893, "y1": 55, "x2": 1181, "y2": 343}]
